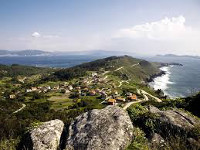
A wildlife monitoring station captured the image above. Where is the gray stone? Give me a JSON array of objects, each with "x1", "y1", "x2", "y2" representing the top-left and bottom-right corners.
[
  {"x1": 147, "y1": 105, "x2": 200, "y2": 129},
  {"x1": 65, "y1": 106, "x2": 134, "y2": 150},
  {"x1": 150, "y1": 133, "x2": 164, "y2": 145},
  {"x1": 28, "y1": 119, "x2": 64, "y2": 150}
]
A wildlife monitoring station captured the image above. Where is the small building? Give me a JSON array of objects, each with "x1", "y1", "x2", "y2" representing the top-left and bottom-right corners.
[
  {"x1": 77, "y1": 90, "x2": 81, "y2": 94},
  {"x1": 68, "y1": 85, "x2": 73, "y2": 91},
  {"x1": 95, "y1": 89, "x2": 101, "y2": 93},
  {"x1": 116, "y1": 97, "x2": 126, "y2": 102},
  {"x1": 31, "y1": 87, "x2": 37, "y2": 91},
  {"x1": 9, "y1": 94, "x2": 16, "y2": 99},
  {"x1": 126, "y1": 92, "x2": 132, "y2": 96},
  {"x1": 76, "y1": 86, "x2": 81, "y2": 90},
  {"x1": 114, "y1": 91, "x2": 118, "y2": 95},
  {"x1": 128, "y1": 94, "x2": 137, "y2": 101},
  {"x1": 81, "y1": 92, "x2": 87, "y2": 96},
  {"x1": 46, "y1": 86, "x2": 51, "y2": 90},
  {"x1": 83, "y1": 88, "x2": 89, "y2": 92},
  {"x1": 107, "y1": 99, "x2": 116, "y2": 105},
  {"x1": 14, "y1": 84, "x2": 21, "y2": 87},
  {"x1": 89, "y1": 90, "x2": 96, "y2": 96},
  {"x1": 92, "y1": 72, "x2": 98, "y2": 77},
  {"x1": 65, "y1": 89, "x2": 70, "y2": 94},
  {"x1": 26, "y1": 89, "x2": 32, "y2": 93},
  {"x1": 53, "y1": 85, "x2": 60, "y2": 90}
]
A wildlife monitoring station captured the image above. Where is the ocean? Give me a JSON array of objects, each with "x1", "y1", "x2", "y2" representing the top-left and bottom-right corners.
[
  {"x1": 0, "y1": 55, "x2": 102, "y2": 68},
  {"x1": 146, "y1": 56, "x2": 200, "y2": 98},
  {"x1": 0, "y1": 55, "x2": 200, "y2": 98}
]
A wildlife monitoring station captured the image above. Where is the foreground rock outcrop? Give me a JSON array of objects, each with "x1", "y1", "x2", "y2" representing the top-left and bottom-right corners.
[
  {"x1": 148, "y1": 105, "x2": 200, "y2": 129},
  {"x1": 21, "y1": 119, "x2": 64, "y2": 150},
  {"x1": 66, "y1": 106, "x2": 134, "y2": 150},
  {"x1": 147, "y1": 106, "x2": 200, "y2": 148}
]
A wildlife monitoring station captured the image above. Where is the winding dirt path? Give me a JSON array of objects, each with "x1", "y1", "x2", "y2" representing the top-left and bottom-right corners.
[
  {"x1": 114, "y1": 66, "x2": 124, "y2": 71},
  {"x1": 140, "y1": 90, "x2": 162, "y2": 102},
  {"x1": 123, "y1": 89, "x2": 162, "y2": 110},
  {"x1": 123, "y1": 100, "x2": 143, "y2": 110},
  {"x1": 132, "y1": 63, "x2": 140, "y2": 67},
  {"x1": 13, "y1": 103, "x2": 26, "y2": 114}
]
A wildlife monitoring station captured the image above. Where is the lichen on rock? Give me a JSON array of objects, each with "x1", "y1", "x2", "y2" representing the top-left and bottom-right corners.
[
  {"x1": 65, "y1": 106, "x2": 134, "y2": 150},
  {"x1": 22, "y1": 119, "x2": 64, "y2": 150}
]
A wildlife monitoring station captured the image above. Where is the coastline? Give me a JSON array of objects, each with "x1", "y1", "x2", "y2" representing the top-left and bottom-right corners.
[
  {"x1": 147, "y1": 63, "x2": 183, "y2": 97},
  {"x1": 148, "y1": 66, "x2": 171, "y2": 97},
  {"x1": 147, "y1": 63, "x2": 182, "y2": 83}
]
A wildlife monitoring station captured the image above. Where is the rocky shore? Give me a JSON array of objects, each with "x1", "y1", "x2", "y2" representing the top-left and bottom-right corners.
[{"x1": 147, "y1": 62, "x2": 183, "y2": 83}]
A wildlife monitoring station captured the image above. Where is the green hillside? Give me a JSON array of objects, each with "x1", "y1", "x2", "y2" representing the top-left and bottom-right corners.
[
  {"x1": 52, "y1": 55, "x2": 160, "y2": 82},
  {"x1": 0, "y1": 64, "x2": 53, "y2": 78}
]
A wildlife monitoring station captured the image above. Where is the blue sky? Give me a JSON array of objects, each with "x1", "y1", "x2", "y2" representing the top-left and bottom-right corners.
[{"x1": 0, "y1": 0, "x2": 200, "y2": 55}]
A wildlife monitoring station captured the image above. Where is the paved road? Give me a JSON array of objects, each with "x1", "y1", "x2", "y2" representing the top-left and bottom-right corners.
[
  {"x1": 13, "y1": 104, "x2": 26, "y2": 114},
  {"x1": 114, "y1": 66, "x2": 124, "y2": 71},
  {"x1": 118, "y1": 80, "x2": 129, "y2": 87},
  {"x1": 114, "y1": 63, "x2": 139, "y2": 72},
  {"x1": 123, "y1": 100, "x2": 144, "y2": 110},
  {"x1": 140, "y1": 90, "x2": 162, "y2": 102},
  {"x1": 123, "y1": 89, "x2": 162, "y2": 110},
  {"x1": 132, "y1": 63, "x2": 140, "y2": 67},
  {"x1": 102, "y1": 71, "x2": 110, "y2": 75},
  {"x1": 123, "y1": 89, "x2": 147, "y2": 110}
]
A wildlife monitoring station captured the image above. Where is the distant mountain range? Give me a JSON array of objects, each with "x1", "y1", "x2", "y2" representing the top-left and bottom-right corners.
[
  {"x1": 157, "y1": 54, "x2": 200, "y2": 59},
  {"x1": 0, "y1": 50, "x2": 51, "y2": 56},
  {"x1": 0, "y1": 49, "x2": 139, "y2": 57},
  {"x1": 54, "y1": 50, "x2": 138, "y2": 57}
]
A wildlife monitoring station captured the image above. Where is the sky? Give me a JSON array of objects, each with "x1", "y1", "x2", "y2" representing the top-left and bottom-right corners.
[{"x1": 0, "y1": 0, "x2": 200, "y2": 55}]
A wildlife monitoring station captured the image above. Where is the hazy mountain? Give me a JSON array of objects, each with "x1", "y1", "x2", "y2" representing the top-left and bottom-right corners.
[
  {"x1": 0, "y1": 50, "x2": 51, "y2": 56},
  {"x1": 156, "y1": 54, "x2": 200, "y2": 59},
  {"x1": 54, "y1": 50, "x2": 139, "y2": 57}
]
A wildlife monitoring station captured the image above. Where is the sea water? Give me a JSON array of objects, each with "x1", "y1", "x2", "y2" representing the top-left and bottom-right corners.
[
  {"x1": 0, "y1": 55, "x2": 102, "y2": 68},
  {"x1": 147, "y1": 56, "x2": 200, "y2": 98}
]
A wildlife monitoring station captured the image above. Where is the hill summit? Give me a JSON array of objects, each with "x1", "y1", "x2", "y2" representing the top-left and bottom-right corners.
[{"x1": 52, "y1": 55, "x2": 160, "y2": 82}]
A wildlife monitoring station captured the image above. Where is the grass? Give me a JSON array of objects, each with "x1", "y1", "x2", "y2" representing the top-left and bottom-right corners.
[
  {"x1": 48, "y1": 93, "x2": 75, "y2": 110},
  {"x1": 126, "y1": 127, "x2": 149, "y2": 150},
  {"x1": 0, "y1": 137, "x2": 20, "y2": 150},
  {"x1": 39, "y1": 81, "x2": 62, "y2": 87}
]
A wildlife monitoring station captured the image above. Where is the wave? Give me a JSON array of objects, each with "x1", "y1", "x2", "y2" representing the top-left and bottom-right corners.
[{"x1": 149, "y1": 66, "x2": 174, "y2": 95}]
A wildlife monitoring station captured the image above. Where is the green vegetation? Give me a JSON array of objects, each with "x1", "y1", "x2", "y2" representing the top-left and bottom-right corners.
[
  {"x1": 0, "y1": 56, "x2": 199, "y2": 150},
  {"x1": 126, "y1": 127, "x2": 149, "y2": 150},
  {"x1": 0, "y1": 64, "x2": 53, "y2": 78},
  {"x1": 46, "y1": 55, "x2": 160, "y2": 82},
  {"x1": 127, "y1": 101, "x2": 200, "y2": 150},
  {"x1": 143, "y1": 92, "x2": 200, "y2": 118}
]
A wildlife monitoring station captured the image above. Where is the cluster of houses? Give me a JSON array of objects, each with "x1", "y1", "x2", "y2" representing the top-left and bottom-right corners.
[
  {"x1": 8, "y1": 71, "x2": 138, "y2": 105},
  {"x1": 107, "y1": 93, "x2": 137, "y2": 105},
  {"x1": 26, "y1": 83, "x2": 73, "y2": 94}
]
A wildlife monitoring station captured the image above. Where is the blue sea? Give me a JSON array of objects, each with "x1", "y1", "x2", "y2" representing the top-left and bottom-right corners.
[
  {"x1": 0, "y1": 55, "x2": 102, "y2": 68},
  {"x1": 146, "y1": 56, "x2": 200, "y2": 98},
  {"x1": 0, "y1": 55, "x2": 200, "y2": 98}
]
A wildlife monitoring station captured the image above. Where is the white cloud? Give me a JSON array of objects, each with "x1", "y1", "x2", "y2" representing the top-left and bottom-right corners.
[
  {"x1": 31, "y1": 32, "x2": 59, "y2": 39},
  {"x1": 115, "y1": 16, "x2": 192, "y2": 40},
  {"x1": 32, "y1": 32, "x2": 41, "y2": 38}
]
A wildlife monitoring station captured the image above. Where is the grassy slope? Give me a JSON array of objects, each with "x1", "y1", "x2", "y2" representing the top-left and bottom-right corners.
[
  {"x1": 52, "y1": 55, "x2": 160, "y2": 82},
  {"x1": 0, "y1": 64, "x2": 54, "y2": 78}
]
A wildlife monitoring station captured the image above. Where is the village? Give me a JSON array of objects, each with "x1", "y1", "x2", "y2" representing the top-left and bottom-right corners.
[{"x1": 8, "y1": 70, "x2": 138, "y2": 107}]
